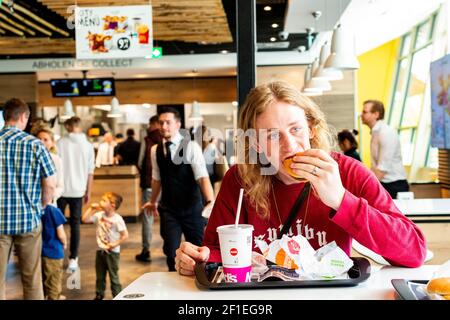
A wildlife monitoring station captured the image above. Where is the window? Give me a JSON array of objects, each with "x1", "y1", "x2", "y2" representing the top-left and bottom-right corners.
[{"x1": 388, "y1": 12, "x2": 439, "y2": 180}]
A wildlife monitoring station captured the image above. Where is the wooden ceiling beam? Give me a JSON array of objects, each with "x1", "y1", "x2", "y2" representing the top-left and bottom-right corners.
[
  {"x1": 0, "y1": 21, "x2": 24, "y2": 36},
  {"x1": 13, "y1": 3, "x2": 70, "y2": 37},
  {"x1": 0, "y1": 13, "x2": 36, "y2": 36},
  {"x1": 0, "y1": 6, "x2": 53, "y2": 36}
]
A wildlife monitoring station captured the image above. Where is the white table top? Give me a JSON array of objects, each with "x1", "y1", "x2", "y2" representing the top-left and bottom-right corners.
[
  {"x1": 114, "y1": 265, "x2": 438, "y2": 300},
  {"x1": 393, "y1": 198, "x2": 450, "y2": 217}
]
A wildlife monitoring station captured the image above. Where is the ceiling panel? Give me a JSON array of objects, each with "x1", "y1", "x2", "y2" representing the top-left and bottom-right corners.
[{"x1": 0, "y1": 0, "x2": 313, "y2": 57}]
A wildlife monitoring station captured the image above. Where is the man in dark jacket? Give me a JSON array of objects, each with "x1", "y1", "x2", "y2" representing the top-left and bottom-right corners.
[
  {"x1": 135, "y1": 116, "x2": 161, "y2": 262},
  {"x1": 117, "y1": 129, "x2": 140, "y2": 166}
]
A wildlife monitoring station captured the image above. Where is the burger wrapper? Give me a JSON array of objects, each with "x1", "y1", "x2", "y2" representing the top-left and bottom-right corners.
[{"x1": 256, "y1": 235, "x2": 353, "y2": 279}]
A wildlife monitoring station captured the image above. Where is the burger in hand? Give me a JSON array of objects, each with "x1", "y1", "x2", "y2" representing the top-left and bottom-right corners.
[{"x1": 282, "y1": 152, "x2": 307, "y2": 182}]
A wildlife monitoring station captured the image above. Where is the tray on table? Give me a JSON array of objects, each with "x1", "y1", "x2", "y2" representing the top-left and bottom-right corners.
[
  {"x1": 391, "y1": 279, "x2": 432, "y2": 300},
  {"x1": 195, "y1": 257, "x2": 371, "y2": 290}
]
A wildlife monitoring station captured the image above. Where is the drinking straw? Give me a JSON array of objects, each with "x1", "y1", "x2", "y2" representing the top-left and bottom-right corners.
[{"x1": 235, "y1": 188, "x2": 244, "y2": 228}]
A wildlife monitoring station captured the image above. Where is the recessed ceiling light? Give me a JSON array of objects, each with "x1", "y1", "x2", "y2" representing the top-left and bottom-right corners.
[
  {"x1": 264, "y1": 6, "x2": 271, "y2": 11},
  {"x1": 232, "y1": 101, "x2": 238, "y2": 107},
  {"x1": 270, "y1": 37, "x2": 276, "y2": 42},
  {"x1": 220, "y1": 50, "x2": 229, "y2": 54},
  {"x1": 272, "y1": 23, "x2": 279, "y2": 28}
]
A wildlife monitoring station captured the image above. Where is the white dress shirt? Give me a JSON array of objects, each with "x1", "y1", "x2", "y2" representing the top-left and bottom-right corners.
[
  {"x1": 370, "y1": 120, "x2": 407, "y2": 183},
  {"x1": 151, "y1": 131, "x2": 209, "y2": 181},
  {"x1": 96, "y1": 141, "x2": 116, "y2": 168}
]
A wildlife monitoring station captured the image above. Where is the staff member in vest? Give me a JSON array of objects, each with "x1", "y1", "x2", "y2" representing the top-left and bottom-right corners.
[{"x1": 143, "y1": 107, "x2": 214, "y2": 271}]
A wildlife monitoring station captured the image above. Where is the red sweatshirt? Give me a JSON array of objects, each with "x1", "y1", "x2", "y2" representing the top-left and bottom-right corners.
[{"x1": 203, "y1": 152, "x2": 427, "y2": 268}]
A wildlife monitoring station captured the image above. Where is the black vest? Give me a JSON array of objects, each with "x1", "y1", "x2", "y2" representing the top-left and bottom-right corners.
[{"x1": 156, "y1": 139, "x2": 202, "y2": 209}]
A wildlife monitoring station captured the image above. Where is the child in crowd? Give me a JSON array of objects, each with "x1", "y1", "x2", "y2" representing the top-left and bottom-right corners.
[
  {"x1": 82, "y1": 192, "x2": 128, "y2": 300},
  {"x1": 41, "y1": 205, "x2": 67, "y2": 300}
]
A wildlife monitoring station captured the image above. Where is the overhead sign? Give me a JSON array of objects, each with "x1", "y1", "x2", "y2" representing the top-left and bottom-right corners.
[{"x1": 75, "y1": 5, "x2": 152, "y2": 59}]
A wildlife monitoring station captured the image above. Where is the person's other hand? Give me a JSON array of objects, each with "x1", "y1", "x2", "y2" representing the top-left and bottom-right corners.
[
  {"x1": 105, "y1": 243, "x2": 115, "y2": 251},
  {"x1": 290, "y1": 149, "x2": 345, "y2": 210},
  {"x1": 201, "y1": 201, "x2": 215, "y2": 219},
  {"x1": 142, "y1": 201, "x2": 159, "y2": 217},
  {"x1": 84, "y1": 192, "x2": 91, "y2": 205},
  {"x1": 175, "y1": 242, "x2": 210, "y2": 276}
]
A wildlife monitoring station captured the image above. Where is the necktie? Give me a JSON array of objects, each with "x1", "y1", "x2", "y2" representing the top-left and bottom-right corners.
[{"x1": 165, "y1": 141, "x2": 172, "y2": 161}]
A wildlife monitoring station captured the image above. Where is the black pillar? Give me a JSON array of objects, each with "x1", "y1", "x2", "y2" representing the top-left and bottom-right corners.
[{"x1": 236, "y1": 0, "x2": 256, "y2": 112}]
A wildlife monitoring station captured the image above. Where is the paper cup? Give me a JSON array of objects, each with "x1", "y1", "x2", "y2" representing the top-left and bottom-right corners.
[{"x1": 217, "y1": 224, "x2": 253, "y2": 283}]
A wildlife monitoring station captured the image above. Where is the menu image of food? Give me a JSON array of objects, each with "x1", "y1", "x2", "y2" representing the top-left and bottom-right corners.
[
  {"x1": 86, "y1": 32, "x2": 112, "y2": 53},
  {"x1": 75, "y1": 5, "x2": 152, "y2": 59},
  {"x1": 103, "y1": 16, "x2": 128, "y2": 33},
  {"x1": 137, "y1": 24, "x2": 149, "y2": 44}
]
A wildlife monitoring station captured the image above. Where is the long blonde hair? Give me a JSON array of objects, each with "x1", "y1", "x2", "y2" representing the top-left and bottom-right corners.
[{"x1": 237, "y1": 81, "x2": 335, "y2": 219}]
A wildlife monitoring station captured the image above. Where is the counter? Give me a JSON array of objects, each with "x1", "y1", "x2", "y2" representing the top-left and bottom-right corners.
[
  {"x1": 83, "y1": 165, "x2": 141, "y2": 219},
  {"x1": 394, "y1": 198, "x2": 450, "y2": 222},
  {"x1": 114, "y1": 265, "x2": 438, "y2": 300}
]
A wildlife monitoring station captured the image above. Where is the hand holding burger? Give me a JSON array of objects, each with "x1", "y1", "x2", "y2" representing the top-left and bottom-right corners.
[
  {"x1": 282, "y1": 149, "x2": 346, "y2": 211},
  {"x1": 283, "y1": 152, "x2": 308, "y2": 182}
]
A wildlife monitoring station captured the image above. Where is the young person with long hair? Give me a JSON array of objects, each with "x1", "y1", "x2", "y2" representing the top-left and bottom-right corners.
[{"x1": 175, "y1": 81, "x2": 427, "y2": 275}]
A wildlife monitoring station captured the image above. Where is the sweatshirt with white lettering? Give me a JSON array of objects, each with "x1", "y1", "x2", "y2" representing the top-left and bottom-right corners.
[{"x1": 203, "y1": 152, "x2": 427, "y2": 268}]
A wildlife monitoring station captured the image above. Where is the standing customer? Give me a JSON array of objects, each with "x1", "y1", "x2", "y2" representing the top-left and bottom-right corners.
[
  {"x1": 34, "y1": 127, "x2": 65, "y2": 202},
  {"x1": 57, "y1": 116, "x2": 95, "y2": 271},
  {"x1": 361, "y1": 100, "x2": 409, "y2": 199},
  {"x1": 96, "y1": 132, "x2": 117, "y2": 167},
  {"x1": 143, "y1": 108, "x2": 214, "y2": 271},
  {"x1": 135, "y1": 116, "x2": 161, "y2": 262},
  {"x1": 117, "y1": 128, "x2": 140, "y2": 166},
  {"x1": 0, "y1": 98, "x2": 56, "y2": 300}
]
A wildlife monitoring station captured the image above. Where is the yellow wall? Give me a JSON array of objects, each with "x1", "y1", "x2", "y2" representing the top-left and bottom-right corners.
[{"x1": 356, "y1": 38, "x2": 400, "y2": 166}]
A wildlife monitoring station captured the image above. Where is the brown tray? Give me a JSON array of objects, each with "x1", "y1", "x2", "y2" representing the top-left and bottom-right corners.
[{"x1": 195, "y1": 257, "x2": 371, "y2": 290}]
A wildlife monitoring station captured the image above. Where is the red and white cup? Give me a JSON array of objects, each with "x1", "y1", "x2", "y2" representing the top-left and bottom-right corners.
[{"x1": 217, "y1": 224, "x2": 254, "y2": 283}]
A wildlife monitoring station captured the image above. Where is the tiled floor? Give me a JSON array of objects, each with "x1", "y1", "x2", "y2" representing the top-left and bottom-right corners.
[{"x1": 5, "y1": 219, "x2": 167, "y2": 300}]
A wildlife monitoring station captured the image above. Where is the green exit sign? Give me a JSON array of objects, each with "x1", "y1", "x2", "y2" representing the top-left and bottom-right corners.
[{"x1": 152, "y1": 47, "x2": 162, "y2": 58}]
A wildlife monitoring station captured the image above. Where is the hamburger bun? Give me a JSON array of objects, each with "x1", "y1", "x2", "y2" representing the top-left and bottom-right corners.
[
  {"x1": 427, "y1": 277, "x2": 450, "y2": 295},
  {"x1": 282, "y1": 152, "x2": 307, "y2": 182}
]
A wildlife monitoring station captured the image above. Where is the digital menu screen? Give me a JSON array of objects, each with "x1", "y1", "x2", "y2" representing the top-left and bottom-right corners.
[
  {"x1": 50, "y1": 79, "x2": 82, "y2": 97},
  {"x1": 50, "y1": 78, "x2": 116, "y2": 97},
  {"x1": 82, "y1": 78, "x2": 115, "y2": 96}
]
